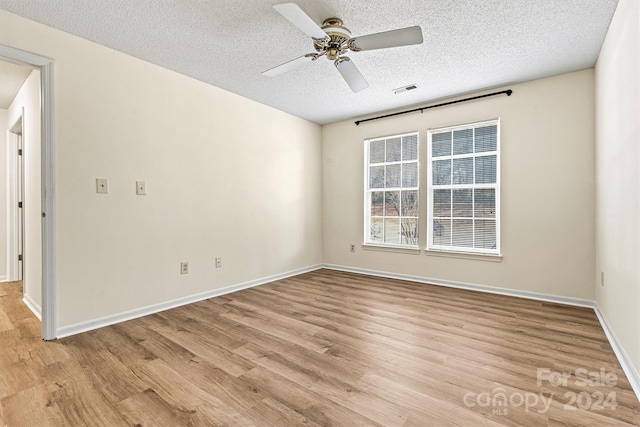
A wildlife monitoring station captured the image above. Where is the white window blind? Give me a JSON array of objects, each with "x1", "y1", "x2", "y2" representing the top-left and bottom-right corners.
[
  {"x1": 365, "y1": 133, "x2": 419, "y2": 247},
  {"x1": 427, "y1": 119, "x2": 500, "y2": 255}
]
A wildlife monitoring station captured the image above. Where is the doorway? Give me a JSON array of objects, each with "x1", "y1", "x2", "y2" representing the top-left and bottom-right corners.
[
  {"x1": 5, "y1": 72, "x2": 39, "y2": 320},
  {"x1": 0, "y1": 45, "x2": 56, "y2": 340}
]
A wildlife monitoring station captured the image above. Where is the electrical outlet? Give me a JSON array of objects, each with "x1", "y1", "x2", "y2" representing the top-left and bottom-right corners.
[
  {"x1": 350, "y1": 244, "x2": 356, "y2": 252},
  {"x1": 96, "y1": 178, "x2": 109, "y2": 194},
  {"x1": 601, "y1": 271, "x2": 605, "y2": 287},
  {"x1": 180, "y1": 261, "x2": 189, "y2": 275},
  {"x1": 136, "y1": 181, "x2": 146, "y2": 195},
  {"x1": 215, "y1": 257, "x2": 222, "y2": 268}
]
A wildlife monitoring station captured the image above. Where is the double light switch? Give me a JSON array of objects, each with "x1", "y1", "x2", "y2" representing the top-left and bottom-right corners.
[{"x1": 96, "y1": 178, "x2": 147, "y2": 195}]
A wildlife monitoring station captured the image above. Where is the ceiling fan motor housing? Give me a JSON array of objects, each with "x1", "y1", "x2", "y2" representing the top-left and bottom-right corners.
[{"x1": 315, "y1": 18, "x2": 352, "y2": 60}]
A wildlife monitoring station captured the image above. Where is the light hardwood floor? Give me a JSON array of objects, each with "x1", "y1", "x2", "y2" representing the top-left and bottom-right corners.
[{"x1": 1, "y1": 269, "x2": 639, "y2": 426}]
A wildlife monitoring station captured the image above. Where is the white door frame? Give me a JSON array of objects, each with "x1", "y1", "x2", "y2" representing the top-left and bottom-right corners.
[{"x1": 1, "y1": 44, "x2": 56, "y2": 340}]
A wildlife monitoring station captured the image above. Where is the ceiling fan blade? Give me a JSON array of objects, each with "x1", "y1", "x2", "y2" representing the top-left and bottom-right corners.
[
  {"x1": 350, "y1": 26, "x2": 423, "y2": 51},
  {"x1": 335, "y1": 57, "x2": 369, "y2": 93},
  {"x1": 262, "y1": 54, "x2": 314, "y2": 77},
  {"x1": 273, "y1": 3, "x2": 327, "y2": 39}
]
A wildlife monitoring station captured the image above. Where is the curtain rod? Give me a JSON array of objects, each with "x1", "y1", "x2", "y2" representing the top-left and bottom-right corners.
[{"x1": 354, "y1": 89, "x2": 513, "y2": 126}]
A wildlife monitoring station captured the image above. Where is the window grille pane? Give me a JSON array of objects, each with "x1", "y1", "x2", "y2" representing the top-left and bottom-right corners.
[
  {"x1": 474, "y1": 189, "x2": 495, "y2": 218},
  {"x1": 433, "y1": 159, "x2": 451, "y2": 185},
  {"x1": 475, "y1": 220, "x2": 496, "y2": 249},
  {"x1": 370, "y1": 218, "x2": 384, "y2": 242},
  {"x1": 402, "y1": 135, "x2": 418, "y2": 160},
  {"x1": 452, "y1": 189, "x2": 472, "y2": 217},
  {"x1": 402, "y1": 162, "x2": 418, "y2": 187},
  {"x1": 386, "y1": 138, "x2": 401, "y2": 162},
  {"x1": 366, "y1": 132, "x2": 419, "y2": 248},
  {"x1": 434, "y1": 189, "x2": 451, "y2": 217},
  {"x1": 452, "y1": 219, "x2": 473, "y2": 247},
  {"x1": 475, "y1": 155, "x2": 497, "y2": 184},
  {"x1": 384, "y1": 191, "x2": 400, "y2": 217},
  {"x1": 385, "y1": 218, "x2": 401, "y2": 244},
  {"x1": 475, "y1": 125, "x2": 497, "y2": 153},
  {"x1": 453, "y1": 128, "x2": 473, "y2": 155},
  {"x1": 371, "y1": 191, "x2": 384, "y2": 216},
  {"x1": 370, "y1": 139, "x2": 386, "y2": 163},
  {"x1": 385, "y1": 164, "x2": 401, "y2": 188},
  {"x1": 453, "y1": 158, "x2": 473, "y2": 185},
  {"x1": 401, "y1": 190, "x2": 418, "y2": 216},
  {"x1": 428, "y1": 120, "x2": 499, "y2": 254},
  {"x1": 433, "y1": 219, "x2": 450, "y2": 245},
  {"x1": 432, "y1": 132, "x2": 451, "y2": 157},
  {"x1": 401, "y1": 218, "x2": 418, "y2": 245},
  {"x1": 369, "y1": 165, "x2": 385, "y2": 188}
]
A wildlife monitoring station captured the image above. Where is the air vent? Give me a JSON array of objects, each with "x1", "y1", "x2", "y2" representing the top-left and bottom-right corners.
[{"x1": 393, "y1": 84, "x2": 418, "y2": 94}]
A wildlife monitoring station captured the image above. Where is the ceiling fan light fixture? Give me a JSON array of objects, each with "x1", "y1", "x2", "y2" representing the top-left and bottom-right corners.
[{"x1": 326, "y1": 47, "x2": 340, "y2": 60}]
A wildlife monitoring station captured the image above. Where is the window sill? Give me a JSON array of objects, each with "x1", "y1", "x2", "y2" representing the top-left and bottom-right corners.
[
  {"x1": 424, "y1": 249, "x2": 502, "y2": 262},
  {"x1": 362, "y1": 244, "x2": 421, "y2": 255}
]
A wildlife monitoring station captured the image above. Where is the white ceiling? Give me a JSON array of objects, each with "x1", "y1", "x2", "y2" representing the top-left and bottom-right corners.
[{"x1": 0, "y1": 0, "x2": 619, "y2": 124}]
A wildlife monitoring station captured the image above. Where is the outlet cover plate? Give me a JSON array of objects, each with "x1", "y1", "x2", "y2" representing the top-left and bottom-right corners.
[
  {"x1": 96, "y1": 178, "x2": 108, "y2": 194},
  {"x1": 136, "y1": 181, "x2": 146, "y2": 195}
]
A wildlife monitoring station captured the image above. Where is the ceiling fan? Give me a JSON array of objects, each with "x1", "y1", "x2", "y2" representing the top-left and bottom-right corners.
[{"x1": 263, "y1": 3, "x2": 424, "y2": 93}]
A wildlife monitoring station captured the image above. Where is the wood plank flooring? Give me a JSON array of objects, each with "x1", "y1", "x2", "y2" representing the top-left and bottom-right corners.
[{"x1": 1, "y1": 269, "x2": 639, "y2": 426}]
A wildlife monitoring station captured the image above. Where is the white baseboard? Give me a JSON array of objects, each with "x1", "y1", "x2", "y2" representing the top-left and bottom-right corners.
[
  {"x1": 322, "y1": 263, "x2": 640, "y2": 402},
  {"x1": 0, "y1": 276, "x2": 7, "y2": 282},
  {"x1": 55, "y1": 264, "x2": 322, "y2": 339},
  {"x1": 593, "y1": 303, "x2": 640, "y2": 401},
  {"x1": 322, "y1": 264, "x2": 595, "y2": 308},
  {"x1": 23, "y1": 293, "x2": 42, "y2": 321}
]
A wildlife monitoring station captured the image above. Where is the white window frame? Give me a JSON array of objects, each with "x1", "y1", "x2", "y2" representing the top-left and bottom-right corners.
[
  {"x1": 427, "y1": 119, "x2": 501, "y2": 255},
  {"x1": 364, "y1": 132, "x2": 420, "y2": 249}
]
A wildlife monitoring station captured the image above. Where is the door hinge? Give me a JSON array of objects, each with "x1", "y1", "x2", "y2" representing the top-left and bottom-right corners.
[
  {"x1": 18, "y1": 254, "x2": 22, "y2": 261},
  {"x1": 18, "y1": 202, "x2": 22, "y2": 208},
  {"x1": 18, "y1": 149, "x2": 22, "y2": 156}
]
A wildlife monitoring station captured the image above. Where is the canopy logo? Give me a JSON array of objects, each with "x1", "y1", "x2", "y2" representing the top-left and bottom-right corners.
[
  {"x1": 463, "y1": 387, "x2": 552, "y2": 415},
  {"x1": 462, "y1": 367, "x2": 618, "y2": 416}
]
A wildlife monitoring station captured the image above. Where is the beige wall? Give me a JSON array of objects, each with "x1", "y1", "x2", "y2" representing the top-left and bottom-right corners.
[
  {"x1": 323, "y1": 70, "x2": 596, "y2": 300},
  {"x1": 0, "y1": 108, "x2": 6, "y2": 281},
  {"x1": 595, "y1": 0, "x2": 640, "y2": 379},
  {"x1": 7, "y1": 70, "x2": 41, "y2": 308},
  {"x1": 0, "y1": 11, "x2": 323, "y2": 328}
]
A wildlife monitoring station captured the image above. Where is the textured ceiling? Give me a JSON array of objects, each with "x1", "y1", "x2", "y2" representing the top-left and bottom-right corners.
[
  {"x1": 0, "y1": 60, "x2": 32, "y2": 108},
  {"x1": 0, "y1": 0, "x2": 619, "y2": 124}
]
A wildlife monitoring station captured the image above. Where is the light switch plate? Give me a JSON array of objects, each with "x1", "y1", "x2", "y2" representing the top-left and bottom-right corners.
[
  {"x1": 96, "y1": 178, "x2": 108, "y2": 194},
  {"x1": 136, "y1": 181, "x2": 146, "y2": 195}
]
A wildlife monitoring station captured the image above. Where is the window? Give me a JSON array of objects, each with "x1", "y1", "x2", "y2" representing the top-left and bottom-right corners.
[
  {"x1": 365, "y1": 133, "x2": 419, "y2": 247},
  {"x1": 427, "y1": 119, "x2": 500, "y2": 254}
]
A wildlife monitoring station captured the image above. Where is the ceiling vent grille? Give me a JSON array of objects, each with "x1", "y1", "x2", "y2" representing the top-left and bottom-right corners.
[{"x1": 393, "y1": 84, "x2": 418, "y2": 94}]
